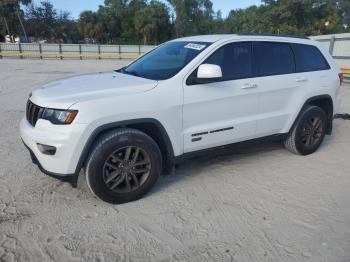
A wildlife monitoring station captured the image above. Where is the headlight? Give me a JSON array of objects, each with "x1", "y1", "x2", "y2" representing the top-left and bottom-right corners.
[{"x1": 42, "y1": 109, "x2": 78, "y2": 125}]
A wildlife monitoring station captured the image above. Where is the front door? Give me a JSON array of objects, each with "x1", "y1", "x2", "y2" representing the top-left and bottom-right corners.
[{"x1": 183, "y1": 42, "x2": 260, "y2": 153}]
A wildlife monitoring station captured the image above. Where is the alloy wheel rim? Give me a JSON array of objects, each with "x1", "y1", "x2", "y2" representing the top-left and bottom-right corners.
[
  {"x1": 103, "y1": 146, "x2": 151, "y2": 193},
  {"x1": 301, "y1": 117, "x2": 324, "y2": 147}
]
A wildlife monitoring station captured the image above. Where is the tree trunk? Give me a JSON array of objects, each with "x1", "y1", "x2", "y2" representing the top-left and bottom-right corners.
[
  {"x1": 143, "y1": 34, "x2": 147, "y2": 45},
  {"x1": 16, "y1": 7, "x2": 28, "y2": 42},
  {"x1": 154, "y1": 31, "x2": 158, "y2": 45},
  {"x1": 3, "y1": 16, "x2": 11, "y2": 41}
]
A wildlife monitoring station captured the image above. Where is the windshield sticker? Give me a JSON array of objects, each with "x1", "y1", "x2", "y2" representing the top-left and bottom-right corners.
[{"x1": 184, "y1": 43, "x2": 206, "y2": 51}]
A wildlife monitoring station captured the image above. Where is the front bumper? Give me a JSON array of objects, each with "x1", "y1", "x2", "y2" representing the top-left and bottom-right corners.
[
  {"x1": 20, "y1": 118, "x2": 93, "y2": 185},
  {"x1": 22, "y1": 140, "x2": 78, "y2": 187}
]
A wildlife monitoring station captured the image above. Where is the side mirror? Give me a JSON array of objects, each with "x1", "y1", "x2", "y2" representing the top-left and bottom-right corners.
[{"x1": 197, "y1": 64, "x2": 222, "y2": 80}]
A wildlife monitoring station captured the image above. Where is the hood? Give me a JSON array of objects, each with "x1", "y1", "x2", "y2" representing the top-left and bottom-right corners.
[{"x1": 30, "y1": 71, "x2": 158, "y2": 109}]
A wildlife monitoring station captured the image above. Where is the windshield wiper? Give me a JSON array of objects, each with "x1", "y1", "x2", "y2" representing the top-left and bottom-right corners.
[
  {"x1": 116, "y1": 67, "x2": 147, "y2": 79},
  {"x1": 115, "y1": 67, "x2": 126, "y2": 73},
  {"x1": 125, "y1": 70, "x2": 141, "y2": 77}
]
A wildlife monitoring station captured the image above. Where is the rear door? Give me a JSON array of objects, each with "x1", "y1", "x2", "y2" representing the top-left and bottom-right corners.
[
  {"x1": 252, "y1": 41, "x2": 300, "y2": 137},
  {"x1": 292, "y1": 43, "x2": 333, "y2": 94}
]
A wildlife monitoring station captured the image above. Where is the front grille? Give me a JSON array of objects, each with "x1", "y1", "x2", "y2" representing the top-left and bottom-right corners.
[{"x1": 26, "y1": 100, "x2": 44, "y2": 127}]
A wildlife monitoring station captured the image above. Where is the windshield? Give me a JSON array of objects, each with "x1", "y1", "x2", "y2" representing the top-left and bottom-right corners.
[{"x1": 122, "y1": 41, "x2": 211, "y2": 80}]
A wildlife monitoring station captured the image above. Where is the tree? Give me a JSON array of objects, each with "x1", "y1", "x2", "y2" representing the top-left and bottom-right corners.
[
  {"x1": 2, "y1": 0, "x2": 349, "y2": 44},
  {"x1": 26, "y1": 1, "x2": 58, "y2": 41},
  {"x1": 225, "y1": 0, "x2": 341, "y2": 36},
  {"x1": 56, "y1": 10, "x2": 81, "y2": 43},
  {"x1": 167, "y1": 0, "x2": 187, "y2": 37},
  {"x1": 120, "y1": 0, "x2": 147, "y2": 43},
  {"x1": 78, "y1": 11, "x2": 103, "y2": 43},
  {"x1": 78, "y1": 0, "x2": 170, "y2": 44},
  {"x1": 97, "y1": 6, "x2": 122, "y2": 43},
  {"x1": 167, "y1": 0, "x2": 216, "y2": 36},
  {"x1": 273, "y1": 0, "x2": 339, "y2": 35},
  {"x1": 0, "y1": 0, "x2": 32, "y2": 42},
  {"x1": 25, "y1": 1, "x2": 80, "y2": 43},
  {"x1": 134, "y1": 1, "x2": 171, "y2": 44},
  {"x1": 333, "y1": 0, "x2": 350, "y2": 30}
]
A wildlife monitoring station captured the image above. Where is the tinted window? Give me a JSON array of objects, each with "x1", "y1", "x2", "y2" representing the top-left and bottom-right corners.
[
  {"x1": 123, "y1": 41, "x2": 210, "y2": 80},
  {"x1": 253, "y1": 42, "x2": 295, "y2": 77},
  {"x1": 203, "y1": 42, "x2": 253, "y2": 81},
  {"x1": 292, "y1": 44, "x2": 330, "y2": 72}
]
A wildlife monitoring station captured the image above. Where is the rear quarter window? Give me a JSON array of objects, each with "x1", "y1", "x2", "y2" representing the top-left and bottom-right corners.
[{"x1": 292, "y1": 44, "x2": 330, "y2": 72}]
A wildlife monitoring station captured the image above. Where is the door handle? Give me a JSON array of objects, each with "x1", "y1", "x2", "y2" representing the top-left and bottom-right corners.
[
  {"x1": 295, "y1": 77, "x2": 308, "y2": 82},
  {"x1": 242, "y1": 83, "x2": 258, "y2": 89}
]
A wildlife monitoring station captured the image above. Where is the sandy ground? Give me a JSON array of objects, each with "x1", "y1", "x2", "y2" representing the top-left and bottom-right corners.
[{"x1": 0, "y1": 59, "x2": 350, "y2": 262}]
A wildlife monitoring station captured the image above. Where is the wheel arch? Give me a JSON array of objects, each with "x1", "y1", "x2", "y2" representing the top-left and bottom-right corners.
[
  {"x1": 75, "y1": 118, "x2": 175, "y2": 175},
  {"x1": 292, "y1": 94, "x2": 334, "y2": 135}
]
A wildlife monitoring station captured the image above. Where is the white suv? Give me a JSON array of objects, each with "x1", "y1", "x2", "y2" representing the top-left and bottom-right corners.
[{"x1": 20, "y1": 34, "x2": 343, "y2": 204}]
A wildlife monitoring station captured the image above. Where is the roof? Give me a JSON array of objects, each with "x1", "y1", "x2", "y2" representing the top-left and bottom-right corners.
[
  {"x1": 172, "y1": 34, "x2": 312, "y2": 43},
  {"x1": 238, "y1": 33, "x2": 309, "y2": 39},
  {"x1": 173, "y1": 34, "x2": 233, "y2": 43}
]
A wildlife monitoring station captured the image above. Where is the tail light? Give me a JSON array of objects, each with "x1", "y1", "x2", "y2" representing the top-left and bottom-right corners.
[{"x1": 339, "y1": 73, "x2": 344, "y2": 85}]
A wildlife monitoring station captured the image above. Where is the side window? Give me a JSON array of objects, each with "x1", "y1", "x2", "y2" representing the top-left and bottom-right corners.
[
  {"x1": 203, "y1": 42, "x2": 253, "y2": 81},
  {"x1": 292, "y1": 44, "x2": 330, "y2": 72},
  {"x1": 253, "y1": 42, "x2": 295, "y2": 77}
]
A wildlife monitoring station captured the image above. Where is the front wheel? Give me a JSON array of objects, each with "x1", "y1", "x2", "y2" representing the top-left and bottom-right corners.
[
  {"x1": 85, "y1": 128, "x2": 162, "y2": 204},
  {"x1": 284, "y1": 106, "x2": 328, "y2": 155}
]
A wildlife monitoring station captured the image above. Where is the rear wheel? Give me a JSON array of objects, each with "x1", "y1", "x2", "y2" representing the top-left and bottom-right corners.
[
  {"x1": 86, "y1": 128, "x2": 162, "y2": 204},
  {"x1": 284, "y1": 106, "x2": 327, "y2": 155}
]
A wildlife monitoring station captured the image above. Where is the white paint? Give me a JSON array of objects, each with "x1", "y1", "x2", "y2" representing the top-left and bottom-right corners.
[{"x1": 197, "y1": 64, "x2": 222, "y2": 79}]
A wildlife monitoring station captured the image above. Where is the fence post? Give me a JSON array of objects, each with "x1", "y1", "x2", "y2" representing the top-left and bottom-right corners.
[
  {"x1": 19, "y1": 43, "x2": 23, "y2": 59},
  {"x1": 79, "y1": 44, "x2": 82, "y2": 60},
  {"x1": 138, "y1": 45, "x2": 141, "y2": 56},
  {"x1": 98, "y1": 44, "x2": 101, "y2": 60},
  {"x1": 118, "y1": 45, "x2": 121, "y2": 60},
  {"x1": 59, "y1": 43, "x2": 63, "y2": 60},
  {"x1": 0, "y1": 43, "x2": 2, "y2": 59},
  {"x1": 329, "y1": 36, "x2": 335, "y2": 56},
  {"x1": 39, "y1": 43, "x2": 42, "y2": 59}
]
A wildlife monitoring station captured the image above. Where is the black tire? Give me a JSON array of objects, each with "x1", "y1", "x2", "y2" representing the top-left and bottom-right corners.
[
  {"x1": 284, "y1": 106, "x2": 327, "y2": 155},
  {"x1": 86, "y1": 128, "x2": 162, "y2": 204}
]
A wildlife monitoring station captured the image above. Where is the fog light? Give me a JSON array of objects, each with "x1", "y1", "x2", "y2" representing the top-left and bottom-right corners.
[{"x1": 37, "y1": 143, "x2": 56, "y2": 155}]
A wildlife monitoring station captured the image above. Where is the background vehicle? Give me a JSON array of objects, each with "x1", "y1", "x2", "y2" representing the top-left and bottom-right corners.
[{"x1": 20, "y1": 34, "x2": 342, "y2": 204}]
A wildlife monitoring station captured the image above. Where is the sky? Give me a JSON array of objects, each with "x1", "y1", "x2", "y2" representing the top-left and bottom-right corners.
[{"x1": 29, "y1": 0, "x2": 261, "y2": 19}]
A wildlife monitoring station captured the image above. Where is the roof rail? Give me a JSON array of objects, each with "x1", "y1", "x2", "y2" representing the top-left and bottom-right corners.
[{"x1": 238, "y1": 33, "x2": 310, "y2": 40}]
